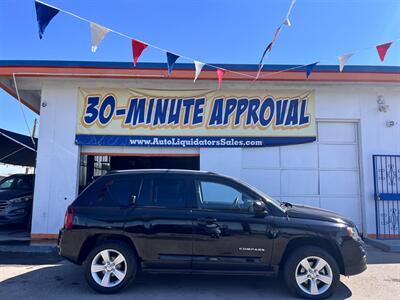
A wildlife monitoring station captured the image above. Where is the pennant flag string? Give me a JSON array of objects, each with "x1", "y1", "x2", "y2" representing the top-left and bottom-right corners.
[
  {"x1": 256, "y1": 0, "x2": 297, "y2": 79},
  {"x1": 376, "y1": 42, "x2": 392, "y2": 62},
  {"x1": 284, "y1": 0, "x2": 297, "y2": 26},
  {"x1": 34, "y1": 1, "x2": 256, "y2": 82},
  {"x1": 34, "y1": 1, "x2": 400, "y2": 84},
  {"x1": 194, "y1": 61, "x2": 205, "y2": 82},
  {"x1": 90, "y1": 22, "x2": 110, "y2": 52}
]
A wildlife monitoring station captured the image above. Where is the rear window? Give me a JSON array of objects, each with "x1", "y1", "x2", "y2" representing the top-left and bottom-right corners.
[{"x1": 75, "y1": 175, "x2": 142, "y2": 207}]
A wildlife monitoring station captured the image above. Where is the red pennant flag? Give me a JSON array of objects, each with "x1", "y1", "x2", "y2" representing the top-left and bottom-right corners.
[
  {"x1": 376, "y1": 42, "x2": 392, "y2": 62},
  {"x1": 217, "y1": 69, "x2": 225, "y2": 89},
  {"x1": 132, "y1": 39, "x2": 148, "y2": 66},
  {"x1": 268, "y1": 26, "x2": 282, "y2": 52}
]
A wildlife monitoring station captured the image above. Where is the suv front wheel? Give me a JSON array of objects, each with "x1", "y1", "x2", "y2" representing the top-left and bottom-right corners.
[
  {"x1": 84, "y1": 241, "x2": 137, "y2": 293},
  {"x1": 283, "y1": 246, "x2": 340, "y2": 299}
]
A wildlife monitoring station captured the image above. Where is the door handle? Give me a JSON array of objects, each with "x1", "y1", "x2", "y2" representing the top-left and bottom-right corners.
[{"x1": 266, "y1": 226, "x2": 279, "y2": 239}]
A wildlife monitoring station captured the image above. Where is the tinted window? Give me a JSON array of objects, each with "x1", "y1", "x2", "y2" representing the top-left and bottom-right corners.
[
  {"x1": 76, "y1": 176, "x2": 141, "y2": 207},
  {"x1": 0, "y1": 176, "x2": 33, "y2": 190},
  {"x1": 14, "y1": 177, "x2": 33, "y2": 190},
  {"x1": 135, "y1": 177, "x2": 186, "y2": 208},
  {"x1": 0, "y1": 177, "x2": 13, "y2": 189},
  {"x1": 197, "y1": 180, "x2": 255, "y2": 211}
]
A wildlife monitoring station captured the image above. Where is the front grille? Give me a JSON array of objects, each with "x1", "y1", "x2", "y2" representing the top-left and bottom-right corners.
[{"x1": 0, "y1": 202, "x2": 8, "y2": 212}]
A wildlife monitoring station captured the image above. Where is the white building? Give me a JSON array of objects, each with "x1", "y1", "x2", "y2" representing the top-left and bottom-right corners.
[{"x1": 0, "y1": 60, "x2": 399, "y2": 239}]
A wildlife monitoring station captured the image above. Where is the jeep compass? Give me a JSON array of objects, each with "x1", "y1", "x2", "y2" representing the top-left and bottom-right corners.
[{"x1": 58, "y1": 169, "x2": 367, "y2": 299}]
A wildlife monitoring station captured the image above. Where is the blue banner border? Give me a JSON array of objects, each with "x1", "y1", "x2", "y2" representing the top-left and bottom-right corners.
[{"x1": 75, "y1": 134, "x2": 316, "y2": 148}]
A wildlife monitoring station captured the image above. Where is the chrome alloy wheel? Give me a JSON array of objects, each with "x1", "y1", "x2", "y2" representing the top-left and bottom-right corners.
[
  {"x1": 295, "y1": 256, "x2": 333, "y2": 296},
  {"x1": 91, "y1": 249, "x2": 127, "y2": 288}
]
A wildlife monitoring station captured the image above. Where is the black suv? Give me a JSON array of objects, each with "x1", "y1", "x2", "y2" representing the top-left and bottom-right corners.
[{"x1": 58, "y1": 169, "x2": 366, "y2": 299}]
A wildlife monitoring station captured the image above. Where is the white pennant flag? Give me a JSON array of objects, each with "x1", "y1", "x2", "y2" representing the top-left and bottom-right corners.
[
  {"x1": 283, "y1": 0, "x2": 296, "y2": 26},
  {"x1": 193, "y1": 61, "x2": 205, "y2": 82},
  {"x1": 338, "y1": 53, "x2": 353, "y2": 72},
  {"x1": 90, "y1": 22, "x2": 110, "y2": 53}
]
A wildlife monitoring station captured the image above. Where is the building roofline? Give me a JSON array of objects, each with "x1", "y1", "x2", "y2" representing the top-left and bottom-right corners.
[
  {"x1": 2, "y1": 60, "x2": 400, "y2": 115},
  {"x1": 1, "y1": 60, "x2": 400, "y2": 73},
  {"x1": 1, "y1": 60, "x2": 400, "y2": 84}
]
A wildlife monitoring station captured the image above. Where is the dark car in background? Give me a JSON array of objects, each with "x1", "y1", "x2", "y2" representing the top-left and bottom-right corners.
[
  {"x1": 58, "y1": 169, "x2": 366, "y2": 299},
  {"x1": 0, "y1": 174, "x2": 34, "y2": 227}
]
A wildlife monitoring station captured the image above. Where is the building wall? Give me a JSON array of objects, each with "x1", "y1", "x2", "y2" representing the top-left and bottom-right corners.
[
  {"x1": 31, "y1": 82, "x2": 80, "y2": 236},
  {"x1": 31, "y1": 79, "x2": 400, "y2": 236}
]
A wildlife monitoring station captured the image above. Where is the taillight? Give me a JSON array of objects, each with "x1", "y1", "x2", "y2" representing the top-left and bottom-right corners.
[{"x1": 64, "y1": 206, "x2": 73, "y2": 229}]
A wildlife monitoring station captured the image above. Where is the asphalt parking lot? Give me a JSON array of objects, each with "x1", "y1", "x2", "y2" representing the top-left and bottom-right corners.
[{"x1": 0, "y1": 245, "x2": 399, "y2": 300}]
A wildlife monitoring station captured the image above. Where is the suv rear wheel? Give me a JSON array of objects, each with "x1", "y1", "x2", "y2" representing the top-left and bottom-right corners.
[
  {"x1": 84, "y1": 241, "x2": 137, "y2": 293},
  {"x1": 283, "y1": 246, "x2": 339, "y2": 299}
]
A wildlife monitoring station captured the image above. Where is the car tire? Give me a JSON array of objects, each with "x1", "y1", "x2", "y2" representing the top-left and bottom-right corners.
[
  {"x1": 283, "y1": 246, "x2": 340, "y2": 299},
  {"x1": 84, "y1": 241, "x2": 137, "y2": 294}
]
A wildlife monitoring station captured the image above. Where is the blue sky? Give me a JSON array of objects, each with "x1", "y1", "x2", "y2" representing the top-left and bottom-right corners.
[{"x1": 1, "y1": 0, "x2": 400, "y2": 136}]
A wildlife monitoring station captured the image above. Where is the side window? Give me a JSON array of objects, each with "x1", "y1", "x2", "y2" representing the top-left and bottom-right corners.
[
  {"x1": 76, "y1": 176, "x2": 141, "y2": 207},
  {"x1": 153, "y1": 178, "x2": 186, "y2": 208},
  {"x1": 107, "y1": 179, "x2": 142, "y2": 206},
  {"x1": 197, "y1": 180, "x2": 255, "y2": 211},
  {"x1": 15, "y1": 178, "x2": 32, "y2": 190}
]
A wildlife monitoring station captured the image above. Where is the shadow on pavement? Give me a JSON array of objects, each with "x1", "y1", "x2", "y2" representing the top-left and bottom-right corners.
[
  {"x1": 0, "y1": 251, "x2": 62, "y2": 265},
  {"x1": 365, "y1": 246, "x2": 400, "y2": 264},
  {"x1": 0, "y1": 261, "x2": 353, "y2": 300},
  {"x1": 0, "y1": 224, "x2": 30, "y2": 242}
]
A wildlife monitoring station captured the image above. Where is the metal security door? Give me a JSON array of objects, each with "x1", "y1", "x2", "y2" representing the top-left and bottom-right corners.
[{"x1": 373, "y1": 155, "x2": 400, "y2": 239}]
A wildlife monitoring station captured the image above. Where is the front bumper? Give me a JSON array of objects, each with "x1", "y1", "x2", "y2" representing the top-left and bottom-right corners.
[
  {"x1": 0, "y1": 203, "x2": 31, "y2": 224},
  {"x1": 341, "y1": 237, "x2": 367, "y2": 276}
]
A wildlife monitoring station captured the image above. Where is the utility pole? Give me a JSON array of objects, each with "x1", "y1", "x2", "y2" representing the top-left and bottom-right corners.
[
  {"x1": 32, "y1": 118, "x2": 38, "y2": 175},
  {"x1": 32, "y1": 118, "x2": 38, "y2": 139}
]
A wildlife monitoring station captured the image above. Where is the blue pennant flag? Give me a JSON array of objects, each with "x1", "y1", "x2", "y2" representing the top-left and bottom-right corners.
[
  {"x1": 306, "y1": 62, "x2": 319, "y2": 78},
  {"x1": 166, "y1": 52, "x2": 180, "y2": 76},
  {"x1": 35, "y1": 1, "x2": 59, "y2": 39}
]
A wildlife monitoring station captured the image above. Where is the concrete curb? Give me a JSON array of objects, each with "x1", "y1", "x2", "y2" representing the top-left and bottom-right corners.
[{"x1": 364, "y1": 237, "x2": 400, "y2": 253}]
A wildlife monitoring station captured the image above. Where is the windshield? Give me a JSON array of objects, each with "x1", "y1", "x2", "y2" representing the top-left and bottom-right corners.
[{"x1": 0, "y1": 176, "x2": 33, "y2": 190}]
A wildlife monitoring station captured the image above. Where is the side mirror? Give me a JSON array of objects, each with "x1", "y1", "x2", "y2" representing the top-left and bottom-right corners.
[{"x1": 253, "y1": 200, "x2": 267, "y2": 216}]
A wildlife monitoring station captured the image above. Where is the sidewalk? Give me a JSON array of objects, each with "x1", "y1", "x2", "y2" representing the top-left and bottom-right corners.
[{"x1": 0, "y1": 226, "x2": 57, "y2": 254}]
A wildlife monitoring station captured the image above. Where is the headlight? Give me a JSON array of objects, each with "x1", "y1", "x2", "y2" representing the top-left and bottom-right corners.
[
  {"x1": 7, "y1": 196, "x2": 32, "y2": 205},
  {"x1": 346, "y1": 226, "x2": 361, "y2": 240}
]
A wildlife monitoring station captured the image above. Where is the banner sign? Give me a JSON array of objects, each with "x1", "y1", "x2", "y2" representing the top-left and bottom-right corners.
[{"x1": 76, "y1": 89, "x2": 316, "y2": 148}]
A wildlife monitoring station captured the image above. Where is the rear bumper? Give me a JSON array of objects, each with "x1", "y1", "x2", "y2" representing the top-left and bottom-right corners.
[{"x1": 58, "y1": 229, "x2": 83, "y2": 264}]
